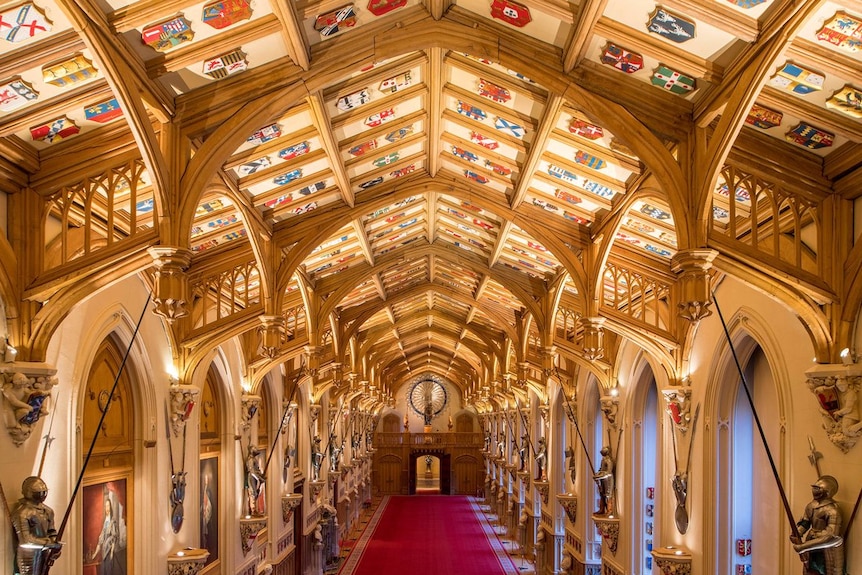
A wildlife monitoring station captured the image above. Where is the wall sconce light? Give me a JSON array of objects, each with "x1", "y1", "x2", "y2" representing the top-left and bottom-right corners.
[
  {"x1": 840, "y1": 348, "x2": 855, "y2": 365},
  {"x1": 3, "y1": 339, "x2": 17, "y2": 363}
]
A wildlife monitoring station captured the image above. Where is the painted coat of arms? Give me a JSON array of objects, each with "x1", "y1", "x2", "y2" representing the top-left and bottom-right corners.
[
  {"x1": 745, "y1": 104, "x2": 782, "y2": 129},
  {"x1": 785, "y1": 122, "x2": 834, "y2": 149},
  {"x1": 494, "y1": 117, "x2": 524, "y2": 138},
  {"x1": 315, "y1": 5, "x2": 356, "y2": 37},
  {"x1": 203, "y1": 49, "x2": 248, "y2": 79},
  {"x1": 647, "y1": 7, "x2": 695, "y2": 43},
  {"x1": 337, "y1": 88, "x2": 371, "y2": 111},
  {"x1": 650, "y1": 64, "x2": 696, "y2": 95},
  {"x1": 816, "y1": 11, "x2": 862, "y2": 53},
  {"x1": 30, "y1": 116, "x2": 80, "y2": 143},
  {"x1": 202, "y1": 0, "x2": 252, "y2": 29},
  {"x1": 490, "y1": 0, "x2": 531, "y2": 27},
  {"x1": 470, "y1": 131, "x2": 498, "y2": 149},
  {"x1": 385, "y1": 126, "x2": 413, "y2": 142},
  {"x1": 0, "y1": 78, "x2": 38, "y2": 112},
  {"x1": 85, "y1": 98, "x2": 123, "y2": 123},
  {"x1": 569, "y1": 119, "x2": 603, "y2": 139},
  {"x1": 279, "y1": 142, "x2": 310, "y2": 160},
  {"x1": 373, "y1": 153, "x2": 399, "y2": 167},
  {"x1": 452, "y1": 146, "x2": 478, "y2": 162},
  {"x1": 349, "y1": 140, "x2": 377, "y2": 156},
  {"x1": 42, "y1": 54, "x2": 97, "y2": 87},
  {"x1": 238, "y1": 157, "x2": 271, "y2": 175},
  {"x1": 274, "y1": 169, "x2": 303, "y2": 185},
  {"x1": 0, "y1": 3, "x2": 52, "y2": 43},
  {"x1": 367, "y1": 0, "x2": 407, "y2": 16},
  {"x1": 478, "y1": 78, "x2": 511, "y2": 103},
  {"x1": 247, "y1": 123, "x2": 281, "y2": 145},
  {"x1": 600, "y1": 43, "x2": 644, "y2": 74},
  {"x1": 826, "y1": 85, "x2": 862, "y2": 119},
  {"x1": 769, "y1": 62, "x2": 824, "y2": 95},
  {"x1": 380, "y1": 72, "x2": 412, "y2": 93},
  {"x1": 142, "y1": 16, "x2": 194, "y2": 52},
  {"x1": 574, "y1": 151, "x2": 605, "y2": 170},
  {"x1": 457, "y1": 101, "x2": 486, "y2": 121},
  {"x1": 365, "y1": 108, "x2": 395, "y2": 127}
]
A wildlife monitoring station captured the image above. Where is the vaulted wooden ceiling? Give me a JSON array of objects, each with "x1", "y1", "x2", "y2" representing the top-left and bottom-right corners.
[{"x1": 2, "y1": 0, "x2": 860, "y2": 403}]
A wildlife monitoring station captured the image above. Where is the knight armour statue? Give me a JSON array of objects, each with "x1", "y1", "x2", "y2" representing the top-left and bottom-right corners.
[{"x1": 11, "y1": 476, "x2": 63, "y2": 575}]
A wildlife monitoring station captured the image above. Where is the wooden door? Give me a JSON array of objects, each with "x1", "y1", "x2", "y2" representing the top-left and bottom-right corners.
[
  {"x1": 453, "y1": 455, "x2": 478, "y2": 495},
  {"x1": 440, "y1": 454, "x2": 451, "y2": 494},
  {"x1": 377, "y1": 455, "x2": 402, "y2": 494}
]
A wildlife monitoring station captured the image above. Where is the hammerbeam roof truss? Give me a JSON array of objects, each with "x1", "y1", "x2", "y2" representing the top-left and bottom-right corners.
[{"x1": 5, "y1": 0, "x2": 862, "y2": 397}]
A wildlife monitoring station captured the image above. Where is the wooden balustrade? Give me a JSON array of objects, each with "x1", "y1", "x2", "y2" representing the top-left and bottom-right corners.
[{"x1": 373, "y1": 432, "x2": 484, "y2": 447}]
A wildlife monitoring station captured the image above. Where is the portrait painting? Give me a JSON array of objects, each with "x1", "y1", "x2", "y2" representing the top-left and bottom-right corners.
[
  {"x1": 82, "y1": 478, "x2": 129, "y2": 575},
  {"x1": 200, "y1": 456, "x2": 220, "y2": 567}
]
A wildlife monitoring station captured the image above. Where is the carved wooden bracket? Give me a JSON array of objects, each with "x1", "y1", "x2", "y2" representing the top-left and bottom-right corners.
[
  {"x1": 0, "y1": 365, "x2": 58, "y2": 447},
  {"x1": 239, "y1": 517, "x2": 266, "y2": 557},
  {"x1": 169, "y1": 384, "x2": 199, "y2": 438},
  {"x1": 592, "y1": 514, "x2": 620, "y2": 555},
  {"x1": 167, "y1": 548, "x2": 210, "y2": 575},
  {"x1": 148, "y1": 246, "x2": 192, "y2": 323},
  {"x1": 281, "y1": 493, "x2": 302, "y2": 524},
  {"x1": 557, "y1": 493, "x2": 577, "y2": 523},
  {"x1": 651, "y1": 546, "x2": 692, "y2": 575},
  {"x1": 805, "y1": 366, "x2": 862, "y2": 453},
  {"x1": 533, "y1": 480, "x2": 549, "y2": 504}
]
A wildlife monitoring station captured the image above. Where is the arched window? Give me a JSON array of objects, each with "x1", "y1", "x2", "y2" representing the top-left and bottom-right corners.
[
  {"x1": 715, "y1": 343, "x2": 783, "y2": 574},
  {"x1": 199, "y1": 365, "x2": 223, "y2": 570},
  {"x1": 82, "y1": 336, "x2": 135, "y2": 575},
  {"x1": 633, "y1": 373, "x2": 659, "y2": 574}
]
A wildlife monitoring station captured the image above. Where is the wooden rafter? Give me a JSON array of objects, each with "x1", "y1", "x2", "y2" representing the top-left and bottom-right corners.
[
  {"x1": 309, "y1": 91, "x2": 355, "y2": 207},
  {"x1": 510, "y1": 94, "x2": 564, "y2": 208}
]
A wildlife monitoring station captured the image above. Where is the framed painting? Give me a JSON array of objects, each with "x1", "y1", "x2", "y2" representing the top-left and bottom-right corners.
[
  {"x1": 82, "y1": 476, "x2": 130, "y2": 575},
  {"x1": 200, "y1": 455, "x2": 220, "y2": 570}
]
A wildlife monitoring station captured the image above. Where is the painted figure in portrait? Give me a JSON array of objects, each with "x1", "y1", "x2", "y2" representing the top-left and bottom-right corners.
[{"x1": 83, "y1": 480, "x2": 128, "y2": 575}]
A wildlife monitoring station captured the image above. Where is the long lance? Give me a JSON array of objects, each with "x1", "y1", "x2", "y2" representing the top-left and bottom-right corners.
[
  {"x1": 57, "y1": 293, "x2": 151, "y2": 540},
  {"x1": 0, "y1": 480, "x2": 22, "y2": 541},
  {"x1": 500, "y1": 405, "x2": 522, "y2": 459},
  {"x1": 322, "y1": 396, "x2": 348, "y2": 462},
  {"x1": 844, "y1": 483, "x2": 862, "y2": 562},
  {"x1": 712, "y1": 292, "x2": 800, "y2": 540},
  {"x1": 262, "y1": 362, "x2": 306, "y2": 475},
  {"x1": 558, "y1": 373, "x2": 596, "y2": 475},
  {"x1": 37, "y1": 391, "x2": 60, "y2": 478},
  {"x1": 164, "y1": 402, "x2": 177, "y2": 479},
  {"x1": 513, "y1": 397, "x2": 537, "y2": 457}
]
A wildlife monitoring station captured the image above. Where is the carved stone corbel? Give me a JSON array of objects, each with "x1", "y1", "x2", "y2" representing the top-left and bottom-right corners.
[
  {"x1": 805, "y1": 366, "x2": 862, "y2": 453},
  {"x1": 169, "y1": 384, "x2": 199, "y2": 438},
  {"x1": 281, "y1": 493, "x2": 302, "y2": 524},
  {"x1": 662, "y1": 387, "x2": 692, "y2": 434},
  {"x1": 239, "y1": 517, "x2": 267, "y2": 556},
  {"x1": 557, "y1": 493, "x2": 577, "y2": 523},
  {"x1": 592, "y1": 515, "x2": 620, "y2": 555},
  {"x1": 0, "y1": 366, "x2": 58, "y2": 446},
  {"x1": 309, "y1": 480, "x2": 326, "y2": 503},
  {"x1": 534, "y1": 480, "x2": 549, "y2": 504},
  {"x1": 581, "y1": 317, "x2": 605, "y2": 361},
  {"x1": 240, "y1": 394, "x2": 261, "y2": 435},
  {"x1": 148, "y1": 246, "x2": 193, "y2": 322},
  {"x1": 258, "y1": 315, "x2": 285, "y2": 358},
  {"x1": 167, "y1": 548, "x2": 209, "y2": 575},
  {"x1": 671, "y1": 249, "x2": 718, "y2": 322},
  {"x1": 651, "y1": 546, "x2": 692, "y2": 575},
  {"x1": 600, "y1": 395, "x2": 619, "y2": 429}
]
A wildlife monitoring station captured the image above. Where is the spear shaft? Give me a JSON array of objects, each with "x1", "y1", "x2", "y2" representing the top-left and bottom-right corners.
[{"x1": 712, "y1": 292, "x2": 799, "y2": 539}]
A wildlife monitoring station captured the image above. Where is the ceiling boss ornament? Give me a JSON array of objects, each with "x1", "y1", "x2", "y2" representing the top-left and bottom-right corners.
[{"x1": 408, "y1": 378, "x2": 447, "y2": 425}]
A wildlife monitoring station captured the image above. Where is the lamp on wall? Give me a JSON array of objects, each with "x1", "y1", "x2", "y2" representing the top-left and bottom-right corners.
[
  {"x1": 840, "y1": 348, "x2": 855, "y2": 365},
  {"x1": 3, "y1": 339, "x2": 17, "y2": 363}
]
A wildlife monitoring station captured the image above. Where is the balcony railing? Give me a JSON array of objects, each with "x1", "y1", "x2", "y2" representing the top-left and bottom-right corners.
[{"x1": 374, "y1": 432, "x2": 484, "y2": 447}]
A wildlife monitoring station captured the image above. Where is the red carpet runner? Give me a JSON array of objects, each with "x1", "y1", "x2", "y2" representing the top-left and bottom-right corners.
[{"x1": 339, "y1": 496, "x2": 517, "y2": 575}]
